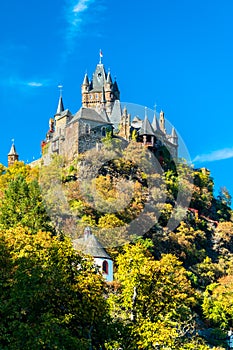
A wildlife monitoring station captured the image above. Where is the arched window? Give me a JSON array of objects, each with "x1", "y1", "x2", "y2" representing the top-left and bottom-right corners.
[
  {"x1": 102, "y1": 260, "x2": 109, "y2": 274},
  {"x1": 102, "y1": 127, "x2": 106, "y2": 137}
]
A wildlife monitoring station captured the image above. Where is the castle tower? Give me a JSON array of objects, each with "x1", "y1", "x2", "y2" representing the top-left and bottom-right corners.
[
  {"x1": 159, "y1": 110, "x2": 165, "y2": 133},
  {"x1": 81, "y1": 73, "x2": 89, "y2": 108},
  {"x1": 118, "y1": 106, "x2": 131, "y2": 140},
  {"x1": 54, "y1": 87, "x2": 71, "y2": 133},
  {"x1": 8, "y1": 141, "x2": 19, "y2": 167},
  {"x1": 81, "y1": 53, "x2": 120, "y2": 116}
]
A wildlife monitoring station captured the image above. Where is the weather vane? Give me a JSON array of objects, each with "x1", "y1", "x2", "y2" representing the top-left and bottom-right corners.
[{"x1": 58, "y1": 84, "x2": 63, "y2": 97}]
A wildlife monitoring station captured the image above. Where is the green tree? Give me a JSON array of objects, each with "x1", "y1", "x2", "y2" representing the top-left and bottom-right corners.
[
  {"x1": 108, "y1": 242, "x2": 196, "y2": 348},
  {"x1": 0, "y1": 227, "x2": 109, "y2": 349},
  {"x1": 203, "y1": 275, "x2": 233, "y2": 329},
  {"x1": 0, "y1": 175, "x2": 52, "y2": 233}
]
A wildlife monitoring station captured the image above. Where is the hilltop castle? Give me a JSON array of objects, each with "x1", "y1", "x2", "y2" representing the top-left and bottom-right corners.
[{"x1": 40, "y1": 55, "x2": 178, "y2": 164}]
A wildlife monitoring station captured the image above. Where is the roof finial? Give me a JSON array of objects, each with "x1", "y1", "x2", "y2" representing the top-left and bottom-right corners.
[
  {"x1": 58, "y1": 84, "x2": 63, "y2": 98},
  {"x1": 99, "y1": 49, "x2": 103, "y2": 64},
  {"x1": 145, "y1": 106, "x2": 148, "y2": 118}
]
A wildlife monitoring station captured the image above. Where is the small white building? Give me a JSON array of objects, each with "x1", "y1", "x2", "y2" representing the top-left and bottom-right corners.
[{"x1": 73, "y1": 227, "x2": 113, "y2": 282}]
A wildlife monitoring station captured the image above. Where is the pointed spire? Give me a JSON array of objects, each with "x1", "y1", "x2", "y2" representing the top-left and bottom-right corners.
[
  {"x1": 171, "y1": 127, "x2": 178, "y2": 145},
  {"x1": 56, "y1": 85, "x2": 64, "y2": 114},
  {"x1": 152, "y1": 113, "x2": 160, "y2": 131},
  {"x1": 139, "y1": 114, "x2": 155, "y2": 136},
  {"x1": 56, "y1": 96, "x2": 64, "y2": 114},
  {"x1": 82, "y1": 73, "x2": 89, "y2": 85},
  {"x1": 8, "y1": 140, "x2": 19, "y2": 167},
  {"x1": 106, "y1": 70, "x2": 112, "y2": 84},
  {"x1": 8, "y1": 141, "x2": 18, "y2": 156}
]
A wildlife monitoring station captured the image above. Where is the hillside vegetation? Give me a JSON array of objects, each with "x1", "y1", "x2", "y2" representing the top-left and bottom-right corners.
[{"x1": 0, "y1": 140, "x2": 232, "y2": 349}]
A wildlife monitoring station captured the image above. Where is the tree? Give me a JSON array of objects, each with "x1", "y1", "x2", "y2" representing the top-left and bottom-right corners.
[
  {"x1": 0, "y1": 175, "x2": 53, "y2": 233},
  {"x1": 108, "y1": 242, "x2": 196, "y2": 348},
  {"x1": 203, "y1": 275, "x2": 233, "y2": 329},
  {"x1": 0, "y1": 227, "x2": 110, "y2": 349}
]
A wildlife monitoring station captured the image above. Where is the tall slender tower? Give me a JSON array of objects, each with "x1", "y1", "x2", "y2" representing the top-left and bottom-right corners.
[
  {"x1": 8, "y1": 141, "x2": 19, "y2": 167},
  {"x1": 81, "y1": 52, "x2": 120, "y2": 116}
]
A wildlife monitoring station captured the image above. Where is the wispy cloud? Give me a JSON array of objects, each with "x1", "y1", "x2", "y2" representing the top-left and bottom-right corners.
[
  {"x1": 27, "y1": 81, "x2": 43, "y2": 87},
  {"x1": 0, "y1": 77, "x2": 51, "y2": 90},
  {"x1": 193, "y1": 148, "x2": 233, "y2": 163},
  {"x1": 64, "y1": 0, "x2": 105, "y2": 55}
]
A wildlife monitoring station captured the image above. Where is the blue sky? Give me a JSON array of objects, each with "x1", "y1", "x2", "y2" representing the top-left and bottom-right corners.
[{"x1": 0, "y1": 0, "x2": 233, "y2": 199}]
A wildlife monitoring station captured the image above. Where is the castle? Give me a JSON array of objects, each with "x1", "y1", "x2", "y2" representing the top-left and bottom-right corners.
[
  {"x1": 6, "y1": 55, "x2": 180, "y2": 283},
  {"x1": 40, "y1": 55, "x2": 178, "y2": 165}
]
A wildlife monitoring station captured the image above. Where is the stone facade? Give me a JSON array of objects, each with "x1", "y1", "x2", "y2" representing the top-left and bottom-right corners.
[{"x1": 41, "y1": 58, "x2": 178, "y2": 163}]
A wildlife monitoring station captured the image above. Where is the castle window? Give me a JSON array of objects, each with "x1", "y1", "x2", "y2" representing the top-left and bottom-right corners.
[
  {"x1": 85, "y1": 124, "x2": 90, "y2": 134},
  {"x1": 102, "y1": 260, "x2": 108, "y2": 274},
  {"x1": 52, "y1": 140, "x2": 59, "y2": 151},
  {"x1": 101, "y1": 127, "x2": 106, "y2": 137},
  {"x1": 95, "y1": 93, "x2": 98, "y2": 99}
]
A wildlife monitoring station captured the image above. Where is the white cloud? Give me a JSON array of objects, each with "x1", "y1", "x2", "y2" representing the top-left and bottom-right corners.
[
  {"x1": 27, "y1": 81, "x2": 43, "y2": 87},
  {"x1": 65, "y1": 0, "x2": 95, "y2": 39},
  {"x1": 193, "y1": 148, "x2": 233, "y2": 163},
  {"x1": 0, "y1": 77, "x2": 51, "y2": 89},
  {"x1": 64, "y1": 0, "x2": 105, "y2": 56}
]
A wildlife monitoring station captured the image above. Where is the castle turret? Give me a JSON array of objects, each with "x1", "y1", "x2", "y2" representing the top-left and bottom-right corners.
[
  {"x1": 159, "y1": 110, "x2": 165, "y2": 133},
  {"x1": 81, "y1": 73, "x2": 89, "y2": 107},
  {"x1": 118, "y1": 106, "x2": 131, "y2": 140},
  {"x1": 8, "y1": 141, "x2": 18, "y2": 167}
]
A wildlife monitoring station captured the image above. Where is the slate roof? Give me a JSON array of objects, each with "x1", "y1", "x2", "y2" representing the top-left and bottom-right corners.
[
  {"x1": 8, "y1": 143, "x2": 18, "y2": 156},
  {"x1": 82, "y1": 73, "x2": 89, "y2": 85},
  {"x1": 171, "y1": 127, "x2": 178, "y2": 138},
  {"x1": 56, "y1": 109, "x2": 72, "y2": 121},
  {"x1": 73, "y1": 228, "x2": 111, "y2": 259},
  {"x1": 56, "y1": 96, "x2": 65, "y2": 114},
  {"x1": 71, "y1": 107, "x2": 111, "y2": 124},
  {"x1": 139, "y1": 115, "x2": 155, "y2": 136},
  {"x1": 110, "y1": 100, "x2": 122, "y2": 130}
]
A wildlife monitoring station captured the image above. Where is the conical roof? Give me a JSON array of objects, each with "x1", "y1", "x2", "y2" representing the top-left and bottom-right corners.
[
  {"x1": 106, "y1": 71, "x2": 112, "y2": 84},
  {"x1": 152, "y1": 114, "x2": 160, "y2": 132},
  {"x1": 8, "y1": 143, "x2": 18, "y2": 156},
  {"x1": 171, "y1": 127, "x2": 178, "y2": 138},
  {"x1": 139, "y1": 115, "x2": 155, "y2": 136},
  {"x1": 73, "y1": 228, "x2": 111, "y2": 259},
  {"x1": 56, "y1": 96, "x2": 64, "y2": 114},
  {"x1": 82, "y1": 73, "x2": 89, "y2": 85}
]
